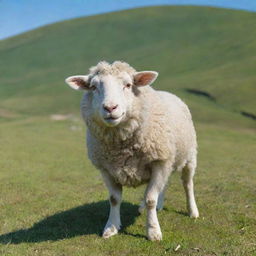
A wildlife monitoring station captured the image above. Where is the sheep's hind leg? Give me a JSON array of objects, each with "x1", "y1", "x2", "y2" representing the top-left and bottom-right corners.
[
  {"x1": 101, "y1": 170, "x2": 122, "y2": 238},
  {"x1": 156, "y1": 186, "x2": 166, "y2": 211},
  {"x1": 144, "y1": 161, "x2": 171, "y2": 241},
  {"x1": 138, "y1": 200, "x2": 145, "y2": 214},
  {"x1": 181, "y1": 162, "x2": 199, "y2": 218}
]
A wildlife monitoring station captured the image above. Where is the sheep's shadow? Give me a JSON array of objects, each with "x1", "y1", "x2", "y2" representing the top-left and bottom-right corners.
[{"x1": 0, "y1": 200, "x2": 140, "y2": 244}]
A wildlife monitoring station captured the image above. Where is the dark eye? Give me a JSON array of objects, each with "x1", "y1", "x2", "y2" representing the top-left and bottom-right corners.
[{"x1": 125, "y1": 83, "x2": 132, "y2": 89}]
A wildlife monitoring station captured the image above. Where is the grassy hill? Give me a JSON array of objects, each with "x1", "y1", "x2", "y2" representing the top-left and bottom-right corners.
[
  {"x1": 0, "y1": 6, "x2": 255, "y2": 256},
  {"x1": 1, "y1": 6, "x2": 256, "y2": 121}
]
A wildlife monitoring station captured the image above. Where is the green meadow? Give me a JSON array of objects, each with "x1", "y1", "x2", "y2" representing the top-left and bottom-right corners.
[{"x1": 0, "y1": 6, "x2": 255, "y2": 256}]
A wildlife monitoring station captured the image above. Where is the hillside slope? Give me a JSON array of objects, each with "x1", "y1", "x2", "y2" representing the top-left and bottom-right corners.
[
  {"x1": 0, "y1": 6, "x2": 255, "y2": 256},
  {"x1": 0, "y1": 6, "x2": 255, "y2": 125}
]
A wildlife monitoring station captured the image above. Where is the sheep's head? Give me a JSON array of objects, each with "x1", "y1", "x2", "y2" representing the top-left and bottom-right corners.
[{"x1": 65, "y1": 61, "x2": 158, "y2": 127}]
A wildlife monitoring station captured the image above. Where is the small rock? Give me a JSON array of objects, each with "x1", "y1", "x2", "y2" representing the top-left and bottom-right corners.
[
  {"x1": 50, "y1": 114, "x2": 74, "y2": 121},
  {"x1": 70, "y1": 125, "x2": 81, "y2": 131},
  {"x1": 174, "y1": 244, "x2": 181, "y2": 252}
]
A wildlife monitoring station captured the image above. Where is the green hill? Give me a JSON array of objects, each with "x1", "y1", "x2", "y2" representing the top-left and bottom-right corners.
[
  {"x1": 0, "y1": 6, "x2": 255, "y2": 256},
  {"x1": 0, "y1": 6, "x2": 256, "y2": 125}
]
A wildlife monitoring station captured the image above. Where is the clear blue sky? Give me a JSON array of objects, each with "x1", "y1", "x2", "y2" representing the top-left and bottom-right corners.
[{"x1": 1, "y1": 0, "x2": 256, "y2": 40}]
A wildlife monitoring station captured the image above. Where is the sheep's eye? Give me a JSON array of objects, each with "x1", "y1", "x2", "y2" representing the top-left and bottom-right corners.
[{"x1": 125, "y1": 83, "x2": 131, "y2": 89}]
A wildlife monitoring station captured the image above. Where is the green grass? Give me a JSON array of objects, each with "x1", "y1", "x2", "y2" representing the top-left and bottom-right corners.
[
  {"x1": 0, "y1": 118, "x2": 255, "y2": 256},
  {"x1": 0, "y1": 5, "x2": 255, "y2": 256}
]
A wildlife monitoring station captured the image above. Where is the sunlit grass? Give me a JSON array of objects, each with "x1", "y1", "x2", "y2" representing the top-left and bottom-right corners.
[{"x1": 0, "y1": 5, "x2": 255, "y2": 256}]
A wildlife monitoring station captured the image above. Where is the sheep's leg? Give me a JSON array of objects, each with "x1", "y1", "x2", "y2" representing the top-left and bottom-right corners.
[
  {"x1": 144, "y1": 161, "x2": 170, "y2": 241},
  {"x1": 156, "y1": 186, "x2": 166, "y2": 211},
  {"x1": 139, "y1": 186, "x2": 166, "y2": 214},
  {"x1": 138, "y1": 200, "x2": 145, "y2": 214},
  {"x1": 181, "y1": 162, "x2": 199, "y2": 218},
  {"x1": 101, "y1": 170, "x2": 122, "y2": 238}
]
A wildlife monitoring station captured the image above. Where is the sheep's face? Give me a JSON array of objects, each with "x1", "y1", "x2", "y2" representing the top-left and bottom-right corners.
[
  {"x1": 89, "y1": 72, "x2": 134, "y2": 127},
  {"x1": 65, "y1": 66, "x2": 158, "y2": 127}
]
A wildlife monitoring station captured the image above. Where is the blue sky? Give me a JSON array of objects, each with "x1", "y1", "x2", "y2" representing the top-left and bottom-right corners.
[{"x1": 1, "y1": 0, "x2": 256, "y2": 40}]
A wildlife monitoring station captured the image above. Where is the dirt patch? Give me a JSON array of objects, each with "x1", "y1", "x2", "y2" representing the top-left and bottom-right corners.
[
  {"x1": 240, "y1": 111, "x2": 256, "y2": 121},
  {"x1": 0, "y1": 108, "x2": 19, "y2": 118},
  {"x1": 185, "y1": 88, "x2": 216, "y2": 101},
  {"x1": 50, "y1": 114, "x2": 75, "y2": 121},
  {"x1": 185, "y1": 89, "x2": 255, "y2": 122}
]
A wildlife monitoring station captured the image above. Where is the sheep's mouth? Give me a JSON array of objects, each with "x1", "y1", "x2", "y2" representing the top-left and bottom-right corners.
[
  {"x1": 104, "y1": 113, "x2": 124, "y2": 124},
  {"x1": 104, "y1": 112, "x2": 124, "y2": 121},
  {"x1": 104, "y1": 116, "x2": 120, "y2": 120}
]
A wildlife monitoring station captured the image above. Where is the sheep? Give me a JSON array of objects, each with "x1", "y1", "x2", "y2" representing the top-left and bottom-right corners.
[{"x1": 65, "y1": 61, "x2": 199, "y2": 241}]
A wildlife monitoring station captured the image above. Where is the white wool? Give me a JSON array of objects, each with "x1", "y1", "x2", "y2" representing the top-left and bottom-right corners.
[
  {"x1": 89, "y1": 61, "x2": 136, "y2": 77},
  {"x1": 85, "y1": 85, "x2": 197, "y2": 187},
  {"x1": 67, "y1": 61, "x2": 199, "y2": 240}
]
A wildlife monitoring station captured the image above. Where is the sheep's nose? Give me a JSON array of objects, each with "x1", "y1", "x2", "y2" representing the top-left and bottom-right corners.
[{"x1": 103, "y1": 104, "x2": 118, "y2": 113}]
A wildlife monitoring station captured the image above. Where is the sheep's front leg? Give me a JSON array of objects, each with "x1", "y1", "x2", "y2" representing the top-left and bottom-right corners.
[
  {"x1": 139, "y1": 186, "x2": 166, "y2": 214},
  {"x1": 145, "y1": 161, "x2": 170, "y2": 241},
  {"x1": 101, "y1": 170, "x2": 122, "y2": 239}
]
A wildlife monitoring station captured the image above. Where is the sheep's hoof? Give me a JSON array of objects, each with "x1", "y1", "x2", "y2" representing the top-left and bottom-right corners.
[
  {"x1": 189, "y1": 210, "x2": 199, "y2": 219},
  {"x1": 147, "y1": 228, "x2": 162, "y2": 241},
  {"x1": 102, "y1": 225, "x2": 118, "y2": 239}
]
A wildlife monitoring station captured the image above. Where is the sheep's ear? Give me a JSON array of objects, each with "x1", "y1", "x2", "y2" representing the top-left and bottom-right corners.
[
  {"x1": 65, "y1": 75, "x2": 90, "y2": 90},
  {"x1": 133, "y1": 71, "x2": 158, "y2": 86}
]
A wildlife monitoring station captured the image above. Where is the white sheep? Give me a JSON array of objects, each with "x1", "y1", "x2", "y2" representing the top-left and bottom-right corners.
[{"x1": 65, "y1": 61, "x2": 199, "y2": 241}]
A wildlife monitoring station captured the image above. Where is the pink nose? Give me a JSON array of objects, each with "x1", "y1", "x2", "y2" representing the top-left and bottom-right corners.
[{"x1": 103, "y1": 104, "x2": 118, "y2": 113}]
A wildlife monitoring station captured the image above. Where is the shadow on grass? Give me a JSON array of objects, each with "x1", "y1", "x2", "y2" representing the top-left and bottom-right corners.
[
  {"x1": 0, "y1": 200, "x2": 140, "y2": 244},
  {"x1": 174, "y1": 210, "x2": 189, "y2": 217}
]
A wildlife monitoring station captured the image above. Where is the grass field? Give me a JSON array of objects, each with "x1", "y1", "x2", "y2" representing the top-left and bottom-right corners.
[{"x1": 0, "y1": 6, "x2": 255, "y2": 256}]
